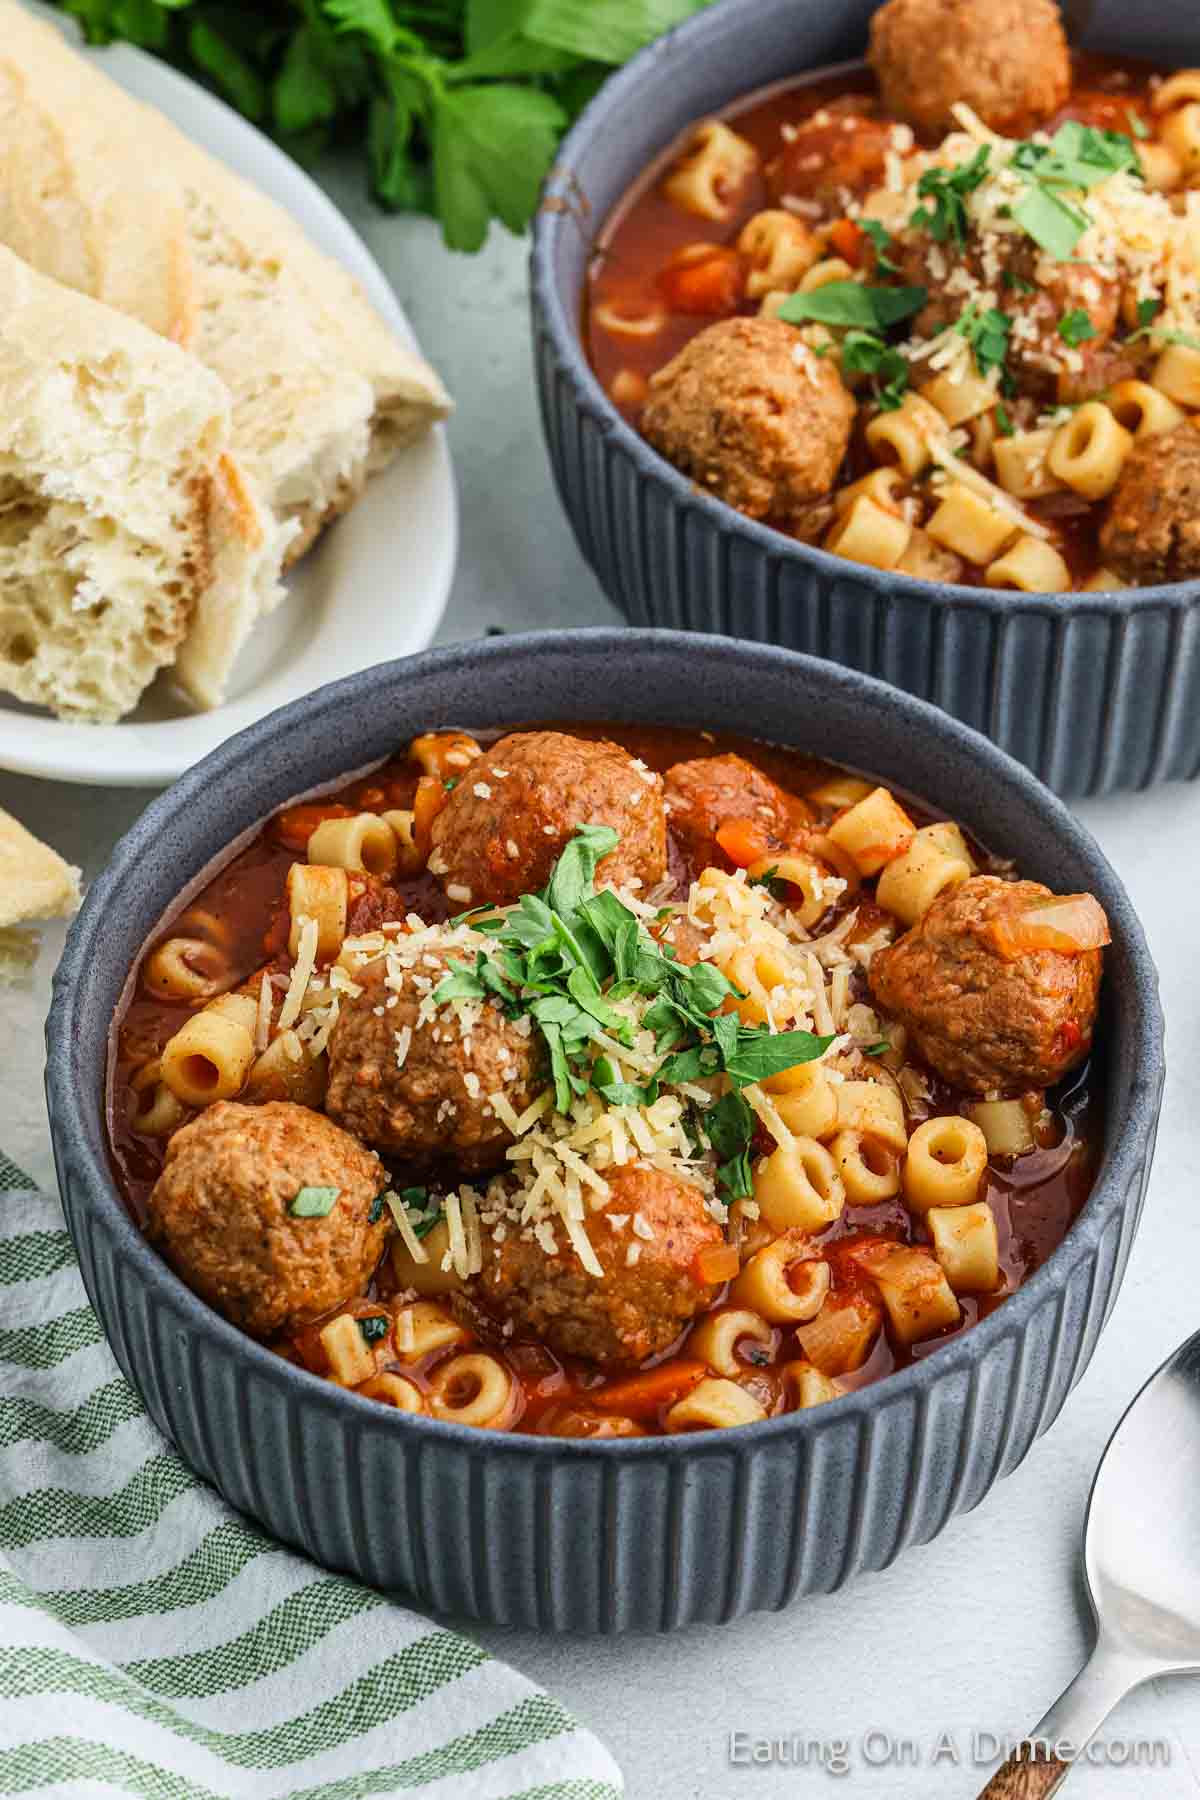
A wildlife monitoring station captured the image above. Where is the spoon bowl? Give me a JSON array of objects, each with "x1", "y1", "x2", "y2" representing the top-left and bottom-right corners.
[
  {"x1": 1086, "y1": 1332, "x2": 1200, "y2": 1671},
  {"x1": 979, "y1": 1330, "x2": 1200, "y2": 1796}
]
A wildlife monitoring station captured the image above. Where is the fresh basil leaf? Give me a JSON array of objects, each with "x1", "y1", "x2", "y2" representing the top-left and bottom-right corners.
[
  {"x1": 431, "y1": 960, "x2": 489, "y2": 1004},
  {"x1": 658, "y1": 1043, "x2": 721, "y2": 1084},
  {"x1": 717, "y1": 1150, "x2": 755, "y2": 1202},
  {"x1": 289, "y1": 1185, "x2": 339, "y2": 1218}
]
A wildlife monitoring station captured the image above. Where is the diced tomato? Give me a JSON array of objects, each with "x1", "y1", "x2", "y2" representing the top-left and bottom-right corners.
[
  {"x1": 715, "y1": 817, "x2": 772, "y2": 868},
  {"x1": 657, "y1": 246, "x2": 746, "y2": 316},
  {"x1": 828, "y1": 217, "x2": 866, "y2": 267}
]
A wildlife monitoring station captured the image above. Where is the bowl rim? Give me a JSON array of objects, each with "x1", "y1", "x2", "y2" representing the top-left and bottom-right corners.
[
  {"x1": 46, "y1": 628, "x2": 1165, "y2": 1457},
  {"x1": 529, "y1": 0, "x2": 1200, "y2": 619}
]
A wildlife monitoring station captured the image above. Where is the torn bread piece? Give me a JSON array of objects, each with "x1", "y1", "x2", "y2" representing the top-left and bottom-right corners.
[
  {"x1": 0, "y1": 805, "x2": 81, "y2": 985},
  {"x1": 0, "y1": 2, "x2": 452, "y2": 565},
  {"x1": 0, "y1": 243, "x2": 285, "y2": 721}
]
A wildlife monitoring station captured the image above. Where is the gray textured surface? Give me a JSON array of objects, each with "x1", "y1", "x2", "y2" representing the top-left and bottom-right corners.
[{"x1": 3, "y1": 198, "x2": 1200, "y2": 1795}]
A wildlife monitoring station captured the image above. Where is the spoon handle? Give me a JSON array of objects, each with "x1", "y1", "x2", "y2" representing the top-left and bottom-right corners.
[{"x1": 972, "y1": 1638, "x2": 1146, "y2": 1799}]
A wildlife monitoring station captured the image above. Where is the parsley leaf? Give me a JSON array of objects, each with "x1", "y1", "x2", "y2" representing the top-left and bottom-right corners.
[
  {"x1": 386, "y1": 1187, "x2": 443, "y2": 1239},
  {"x1": 839, "y1": 329, "x2": 911, "y2": 410},
  {"x1": 358, "y1": 1314, "x2": 391, "y2": 1343},
  {"x1": 722, "y1": 1028, "x2": 835, "y2": 1087},
  {"x1": 910, "y1": 144, "x2": 990, "y2": 247},
  {"x1": 860, "y1": 217, "x2": 899, "y2": 274},
  {"x1": 995, "y1": 402, "x2": 1015, "y2": 437},
  {"x1": 1058, "y1": 308, "x2": 1097, "y2": 348},
  {"x1": 53, "y1": 0, "x2": 725, "y2": 250},
  {"x1": 777, "y1": 282, "x2": 928, "y2": 332},
  {"x1": 1010, "y1": 182, "x2": 1089, "y2": 260},
  {"x1": 955, "y1": 304, "x2": 1012, "y2": 381},
  {"x1": 746, "y1": 864, "x2": 789, "y2": 901},
  {"x1": 289, "y1": 1185, "x2": 339, "y2": 1218}
]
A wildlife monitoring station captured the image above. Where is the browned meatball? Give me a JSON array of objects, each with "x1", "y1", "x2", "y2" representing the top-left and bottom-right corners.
[
  {"x1": 1100, "y1": 424, "x2": 1200, "y2": 585},
  {"x1": 641, "y1": 318, "x2": 855, "y2": 523},
  {"x1": 428, "y1": 730, "x2": 667, "y2": 908},
  {"x1": 868, "y1": 876, "x2": 1105, "y2": 1095},
  {"x1": 325, "y1": 951, "x2": 543, "y2": 1173},
  {"x1": 665, "y1": 753, "x2": 801, "y2": 869},
  {"x1": 470, "y1": 1164, "x2": 725, "y2": 1367},
  {"x1": 147, "y1": 1101, "x2": 388, "y2": 1339},
  {"x1": 868, "y1": 0, "x2": 1069, "y2": 135}
]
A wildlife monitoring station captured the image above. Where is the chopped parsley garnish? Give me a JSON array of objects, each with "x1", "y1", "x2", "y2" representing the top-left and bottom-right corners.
[
  {"x1": 1001, "y1": 270, "x2": 1036, "y2": 295},
  {"x1": 387, "y1": 1187, "x2": 443, "y2": 1240},
  {"x1": 909, "y1": 144, "x2": 990, "y2": 247},
  {"x1": 431, "y1": 827, "x2": 833, "y2": 1199},
  {"x1": 839, "y1": 329, "x2": 911, "y2": 411},
  {"x1": 995, "y1": 402, "x2": 1015, "y2": 437},
  {"x1": 863, "y1": 1039, "x2": 892, "y2": 1058},
  {"x1": 443, "y1": 777, "x2": 459, "y2": 791},
  {"x1": 1010, "y1": 182, "x2": 1090, "y2": 260},
  {"x1": 1008, "y1": 122, "x2": 1140, "y2": 260},
  {"x1": 1058, "y1": 308, "x2": 1097, "y2": 348},
  {"x1": 368, "y1": 1190, "x2": 387, "y2": 1225},
  {"x1": 357, "y1": 1315, "x2": 390, "y2": 1344},
  {"x1": 955, "y1": 304, "x2": 1013, "y2": 383},
  {"x1": 746, "y1": 864, "x2": 789, "y2": 901},
  {"x1": 860, "y1": 217, "x2": 900, "y2": 274},
  {"x1": 289, "y1": 1186, "x2": 339, "y2": 1218},
  {"x1": 777, "y1": 281, "x2": 927, "y2": 333}
]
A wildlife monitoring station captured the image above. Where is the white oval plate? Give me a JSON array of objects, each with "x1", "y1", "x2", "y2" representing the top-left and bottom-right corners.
[{"x1": 0, "y1": 18, "x2": 457, "y2": 787}]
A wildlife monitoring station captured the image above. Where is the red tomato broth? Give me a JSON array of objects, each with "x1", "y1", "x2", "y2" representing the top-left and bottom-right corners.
[{"x1": 107, "y1": 723, "x2": 1102, "y2": 1436}]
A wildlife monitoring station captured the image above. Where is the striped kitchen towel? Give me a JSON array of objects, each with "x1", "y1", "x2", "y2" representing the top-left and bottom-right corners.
[{"x1": 0, "y1": 1155, "x2": 623, "y2": 1799}]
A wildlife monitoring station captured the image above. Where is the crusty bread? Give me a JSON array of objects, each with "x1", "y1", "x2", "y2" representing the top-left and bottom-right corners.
[
  {"x1": 0, "y1": 244, "x2": 284, "y2": 721},
  {"x1": 0, "y1": 803, "x2": 80, "y2": 986},
  {"x1": 0, "y1": 805, "x2": 79, "y2": 927},
  {"x1": 0, "y1": 2, "x2": 451, "y2": 561}
]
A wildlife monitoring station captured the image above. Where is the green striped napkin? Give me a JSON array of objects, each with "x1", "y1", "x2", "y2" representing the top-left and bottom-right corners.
[{"x1": 0, "y1": 1154, "x2": 623, "y2": 1799}]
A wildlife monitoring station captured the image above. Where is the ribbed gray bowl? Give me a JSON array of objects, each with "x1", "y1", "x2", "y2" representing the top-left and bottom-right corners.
[
  {"x1": 46, "y1": 631, "x2": 1163, "y2": 1631},
  {"x1": 530, "y1": 0, "x2": 1200, "y2": 798}
]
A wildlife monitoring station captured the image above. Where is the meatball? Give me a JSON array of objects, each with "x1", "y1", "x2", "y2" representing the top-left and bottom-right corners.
[
  {"x1": 470, "y1": 1164, "x2": 725, "y2": 1367},
  {"x1": 1100, "y1": 424, "x2": 1200, "y2": 585},
  {"x1": 867, "y1": 0, "x2": 1069, "y2": 136},
  {"x1": 665, "y1": 753, "x2": 800, "y2": 869},
  {"x1": 147, "y1": 1101, "x2": 388, "y2": 1339},
  {"x1": 428, "y1": 730, "x2": 667, "y2": 909},
  {"x1": 325, "y1": 951, "x2": 543, "y2": 1173},
  {"x1": 641, "y1": 318, "x2": 855, "y2": 523},
  {"x1": 868, "y1": 876, "x2": 1104, "y2": 1095}
]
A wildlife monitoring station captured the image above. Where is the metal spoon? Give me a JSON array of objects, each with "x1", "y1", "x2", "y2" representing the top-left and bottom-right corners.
[{"x1": 976, "y1": 1330, "x2": 1200, "y2": 1798}]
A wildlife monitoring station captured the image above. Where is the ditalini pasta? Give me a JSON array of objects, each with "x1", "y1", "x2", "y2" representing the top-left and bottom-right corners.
[
  {"x1": 588, "y1": 42, "x2": 1200, "y2": 594},
  {"x1": 113, "y1": 723, "x2": 1108, "y2": 1435}
]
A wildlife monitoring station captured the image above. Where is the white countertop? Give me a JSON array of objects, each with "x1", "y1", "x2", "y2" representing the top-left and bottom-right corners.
[{"x1": 4, "y1": 167, "x2": 1200, "y2": 1800}]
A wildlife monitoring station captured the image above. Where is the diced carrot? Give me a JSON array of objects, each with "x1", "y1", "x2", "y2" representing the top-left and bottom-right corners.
[
  {"x1": 412, "y1": 774, "x2": 448, "y2": 858},
  {"x1": 828, "y1": 218, "x2": 866, "y2": 267},
  {"x1": 693, "y1": 1243, "x2": 741, "y2": 1286},
  {"x1": 592, "y1": 1359, "x2": 707, "y2": 1419},
  {"x1": 658, "y1": 246, "x2": 746, "y2": 316},
  {"x1": 274, "y1": 801, "x2": 354, "y2": 853},
  {"x1": 716, "y1": 817, "x2": 772, "y2": 868}
]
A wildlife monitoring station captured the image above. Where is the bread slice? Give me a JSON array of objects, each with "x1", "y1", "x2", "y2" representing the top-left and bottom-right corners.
[
  {"x1": 0, "y1": 805, "x2": 79, "y2": 927},
  {"x1": 0, "y1": 803, "x2": 80, "y2": 986},
  {"x1": 0, "y1": 243, "x2": 283, "y2": 721},
  {"x1": 0, "y1": 2, "x2": 451, "y2": 562}
]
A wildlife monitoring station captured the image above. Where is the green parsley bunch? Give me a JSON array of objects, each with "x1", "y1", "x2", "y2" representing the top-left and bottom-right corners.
[{"x1": 52, "y1": 0, "x2": 718, "y2": 250}]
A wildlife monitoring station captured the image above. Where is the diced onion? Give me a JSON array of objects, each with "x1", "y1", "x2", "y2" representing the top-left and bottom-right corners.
[{"x1": 991, "y1": 893, "x2": 1111, "y2": 958}]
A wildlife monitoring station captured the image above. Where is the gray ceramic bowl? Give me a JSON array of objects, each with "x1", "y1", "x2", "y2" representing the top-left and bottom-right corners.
[
  {"x1": 530, "y1": 0, "x2": 1200, "y2": 798},
  {"x1": 46, "y1": 631, "x2": 1163, "y2": 1631}
]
